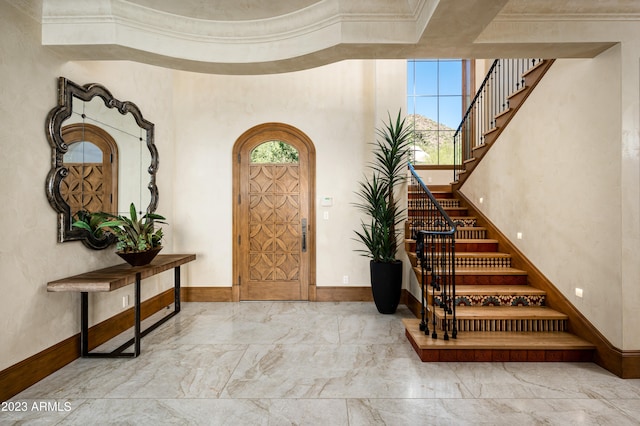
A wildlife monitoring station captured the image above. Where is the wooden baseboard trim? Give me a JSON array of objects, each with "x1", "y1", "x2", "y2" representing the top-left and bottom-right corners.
[
  {"x1": 315, "y1": 286, "x2": 373, "y2": 302},
  {"x1": 404, "y1": 289, "x2": 421, "y2": 318},
  {"x1": 621, "y1": 351, "x2": 640, "y2": 379},
  {"x1": 182, "y1": 286, "x2": 373, "y2": 303},
  {"x1": 181, "y1": 286, "x2": 233, "y2": 302},
  {"x1": 88, "y1": 288, "x2": 174, "y2": 349},
  {"x1": 455, "y1": 190, "x2": 639, "y2": 378},
  {"x1": 0, "y1": 288, "x2": 174, "y2": 402},
  {"x1": 0, "y1": 334, "x2": 78, "y2": 402}
]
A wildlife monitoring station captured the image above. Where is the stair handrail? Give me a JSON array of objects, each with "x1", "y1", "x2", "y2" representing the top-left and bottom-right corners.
[
  {"x1": 408, "y1": 163, "x2": 457, "y2": 340},
  {"x1": 453, "y1": 58, "x2": 545, "y2": 183}
]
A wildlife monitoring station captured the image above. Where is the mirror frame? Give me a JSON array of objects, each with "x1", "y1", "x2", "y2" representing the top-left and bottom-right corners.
[{"x1": 45, "y1": 77, "x2": 159, "y2": 250}]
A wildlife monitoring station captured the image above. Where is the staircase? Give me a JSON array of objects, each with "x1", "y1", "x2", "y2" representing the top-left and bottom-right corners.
[
  {"x1": 453, "y1": 59, "x2": 555, "y2": 190},
  {"x1": 403, "y1": 187, "x2": 596, "y2": 362}
]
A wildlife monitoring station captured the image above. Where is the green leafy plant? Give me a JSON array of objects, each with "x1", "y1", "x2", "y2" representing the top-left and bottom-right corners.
[
  {"x1": 72, "y1": 210, "x2": 107, "y2": 240},
  {"x1": 72, "y1": 203, "x2": 166, "y2": 253},
  {"x1": 354, "y1": 110, "x2": 412, "y2": 262}
]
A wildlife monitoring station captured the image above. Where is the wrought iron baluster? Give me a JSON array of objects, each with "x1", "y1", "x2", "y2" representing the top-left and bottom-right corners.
[
  {"x1": 453, "y1": 58, "x2": 548, "y2": 183},
  {"x1": 408, "y1": 164, "x2": 456, "y2": 340}
]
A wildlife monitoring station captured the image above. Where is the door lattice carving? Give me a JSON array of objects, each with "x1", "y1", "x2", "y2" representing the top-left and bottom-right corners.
[
  {"x1": 249, "y1": 165, "x2": 301, "y2": 282},
  {"x1": 60, "y1": 164, "x2": 107, "y2": 215}
]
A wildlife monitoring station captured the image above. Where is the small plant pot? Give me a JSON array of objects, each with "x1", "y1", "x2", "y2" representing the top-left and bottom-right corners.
[{"x1": 117, "y1": 246, "x2": 162, "y2": 267}]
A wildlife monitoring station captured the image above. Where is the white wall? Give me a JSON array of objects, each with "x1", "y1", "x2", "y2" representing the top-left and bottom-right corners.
[{"x1": 460, "y1": 47, "x2": 634, "y2": 349}]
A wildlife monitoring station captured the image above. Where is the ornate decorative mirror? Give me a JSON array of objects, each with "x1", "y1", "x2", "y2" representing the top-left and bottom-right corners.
[{"x1": 46, "y1": 77, "x2": 158, "y2": 249}]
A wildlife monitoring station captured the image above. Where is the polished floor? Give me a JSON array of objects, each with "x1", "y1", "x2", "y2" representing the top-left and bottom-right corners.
[{"x1": 6, "y1": 302, "x2": 640, "y2": 425}]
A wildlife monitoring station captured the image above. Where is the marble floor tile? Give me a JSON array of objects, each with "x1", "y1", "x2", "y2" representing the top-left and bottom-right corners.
[
  {"x1": 6, "y1": 301, "x2": 640, "y2": 425},
  {"x1": 45, "y1": 398, "x2": 349, "y2": 426},
  {"x1": 347, "y1": 398, "x2": 640, "y2": 426},
  {"x1": 221, "y1": 343, "x2": 472, "y2": 399},
  {"x1": 450, "y1": 362, "x2": 640, "y2": 400}
]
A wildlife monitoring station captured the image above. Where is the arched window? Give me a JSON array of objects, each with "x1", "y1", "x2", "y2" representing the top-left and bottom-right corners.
[
  {"x1": 250, "y1": 140, "x2": 299, "y2": 164},
  {"x1": 64, "y1": 141, "x2": 103, "y2": 163}
]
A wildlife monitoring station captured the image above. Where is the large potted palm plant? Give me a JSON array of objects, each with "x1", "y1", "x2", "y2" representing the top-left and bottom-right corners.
[{"x1": 354, "y1": 110, "x2": 412, "y2": 313}]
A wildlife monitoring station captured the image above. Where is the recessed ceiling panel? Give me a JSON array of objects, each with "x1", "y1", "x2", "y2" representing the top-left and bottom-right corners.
[{"x1": 126, "y1": 0, "x2": 322, "y2": 21}]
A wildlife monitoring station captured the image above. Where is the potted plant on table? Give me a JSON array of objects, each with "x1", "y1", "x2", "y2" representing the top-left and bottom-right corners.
[
  {"x1": 354, "y1": 110, "x2": 412, "y2": 314},
  {"x1": 73, "y1": 203, "x2": 167, "y2": 266}
]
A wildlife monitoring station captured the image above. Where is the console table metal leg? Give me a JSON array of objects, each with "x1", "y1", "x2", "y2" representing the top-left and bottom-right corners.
[
  {"x1": 79, "y1": 264, "x2": 184, "y2": 358},
  {"x1": 81, "y1": 292, "x2": 89, "y2": 357},
  {"x1": 175, "y1": 266, "x2": 181, "y2": 313},
  {"x1": 134, "y1": 272, "x2": 141, "y2": 357}
]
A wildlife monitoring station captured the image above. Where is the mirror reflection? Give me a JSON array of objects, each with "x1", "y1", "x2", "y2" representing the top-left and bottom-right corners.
[{"x1": 46, "y1": 77, "x2": 158, "y2": 250}]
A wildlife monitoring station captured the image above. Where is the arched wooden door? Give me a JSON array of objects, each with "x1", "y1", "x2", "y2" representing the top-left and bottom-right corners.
[
  {"x1": 233, "y1": 123, "x2": 316, "y2": 301},
  {"x1": 60, "y1": 123, "x2": 118, "y2": 217}
]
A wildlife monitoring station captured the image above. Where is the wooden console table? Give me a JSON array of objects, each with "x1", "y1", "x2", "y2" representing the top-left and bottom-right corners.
[{"x1": 47, "y1": 254, "x2": 196, "y2": 358}]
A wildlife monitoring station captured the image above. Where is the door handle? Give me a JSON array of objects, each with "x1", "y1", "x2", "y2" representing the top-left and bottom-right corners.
[{"x1": 301, "y1": 218, "x2": 307, "y2": 253}]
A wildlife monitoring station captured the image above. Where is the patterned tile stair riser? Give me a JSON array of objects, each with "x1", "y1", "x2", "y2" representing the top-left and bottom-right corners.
[{"x1": 433, "y1": 295, "x2": 546, "y2": 307}]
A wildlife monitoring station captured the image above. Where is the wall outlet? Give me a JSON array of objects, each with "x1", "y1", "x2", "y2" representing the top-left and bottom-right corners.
[
  {"x1": 516, "y1": 232, "x2": 523, "y2": 240},
  {"x1": 122, "y1": 295, "x2": 129, "y2": 308},
  {"x1": 342, "y1": 275, "x2": 349, "y2": 284},
  {"x1": 575, "y1": 288, "x2": 583, "y2": 298}
]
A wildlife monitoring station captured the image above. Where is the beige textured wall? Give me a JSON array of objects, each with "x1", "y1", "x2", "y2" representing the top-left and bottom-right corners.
[
  {"x1": 171, "y1": 60, "x2": 406, "y2": 288},
  {"x1": 460, "y1": 47, "x2": 631, "y2": 348},
  {"x1": 0, "y1": 1, "x2": 406, "y2": 371},
  {"x1": 4, "y1": 1, "x2": 638, "y2": 375},
  {"x1": 618, "y1": 40, "x2": 640, "y2": 351},
  {"x1": 0, "y1": 2, "x2": 176, "y2": 370}
]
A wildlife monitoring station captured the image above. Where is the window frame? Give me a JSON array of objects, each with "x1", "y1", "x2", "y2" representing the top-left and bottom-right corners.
[{"x1": 407, "y1": 59, "x2": 474, "y2": 170}]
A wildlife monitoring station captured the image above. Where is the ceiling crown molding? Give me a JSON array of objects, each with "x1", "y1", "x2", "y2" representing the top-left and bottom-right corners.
[
  {"x1": 41, "y1": 0, "x2": 434, "y2": 64},
  {"x1": 495, "y1": 12, "x2": 640, "y2": 22}
]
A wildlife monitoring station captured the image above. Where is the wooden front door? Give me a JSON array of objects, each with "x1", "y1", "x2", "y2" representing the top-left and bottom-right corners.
[
  {"x1": 233, "y1": 123, "x2": 316, "y2": 301},
  {"x1": 60, "y1": 123, "x2": 119, "y2": 217}
]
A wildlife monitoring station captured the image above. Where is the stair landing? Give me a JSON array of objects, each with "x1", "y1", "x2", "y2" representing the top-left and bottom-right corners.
[{"x1": 404, "y1": 318, "x2": 595, "y2": 362}]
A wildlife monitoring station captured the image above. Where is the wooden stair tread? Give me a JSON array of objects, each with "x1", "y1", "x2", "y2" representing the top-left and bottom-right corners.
[
  {"x1": 408, "y1": 206, "x2": 466, "y2": 212},
  {"x1": 407, "y1": 251, "x2": 509, "y2": 259},
  {"x1": 411, "y1": 251, "x2": 510, "y2": 259},
  {"x1": 455, "y1": 267, "x2": 526, "y2": 275},
  {"x1": 413, "y1": 266, "x2": 527, "y2": 276},
  {"x1": 432, "y1": 306, "x2": 568, "y2": 320},
  {"x1": 471, "y1": 142, "x2": 489, "y2": 152},
  {"x1": 494, "y1": 107, "x2": 512, "y2": 119},
  {"x1": 426, "y1": 191, "x2": 452, "y2": 197},
  {"x1": 405, "y1": 238, "x2": 496, "y2": 245},
  {"x1": 456, "y1": 238, "x2": 498, "y2": 244},
  {"x1": 508, "y1": 85, "x2": 527, "y2": 99},
  {"x1": 456, "y1": 252, "x2": 510, "y2": 258},
  {"x1": 403, "y1": 319, "x2": 595, "y2": 350},
  {"x1": 483, "y1": 127, "x2": 499, "y2": 137},
  {"x1": 450, "y1": 285, "x2": 545, "y2": 296}
]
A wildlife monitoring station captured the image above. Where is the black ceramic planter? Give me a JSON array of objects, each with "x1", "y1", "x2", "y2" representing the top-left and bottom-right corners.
[
  {"x1": 370, "y1": 260, "x2": 403, "y2": 314},
  {"x1": 117, "y1": 246, "x2": 162, "y2": 267}
]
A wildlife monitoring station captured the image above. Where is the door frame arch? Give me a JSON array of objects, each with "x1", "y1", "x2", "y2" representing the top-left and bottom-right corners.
[{"x1": 232, "y1": 122, "x2": 316, "y2": 302}]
